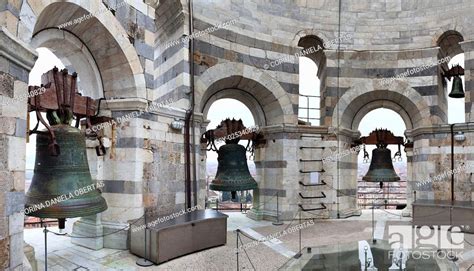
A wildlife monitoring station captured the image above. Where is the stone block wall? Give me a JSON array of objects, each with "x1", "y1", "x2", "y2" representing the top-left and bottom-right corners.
[
  {"x1": 1, "y1": 0, "x2": 474, "y2": 266},
  {"x1": 462, "y1": 41, "x2": 474, "y2": 122},
  {"x1": 410, "y1": 125, "x2": 474, "y2": 202},
  {"x1": 322, "y1": 48, "x2": 447, "y2": 127},
  {"x1": 0, "y1": 27, "x2": 37, "y2": 271}
]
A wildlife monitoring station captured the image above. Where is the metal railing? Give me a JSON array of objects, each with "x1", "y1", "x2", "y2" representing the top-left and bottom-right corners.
[
  {"x1": 357, "y1": 180, "x2": 407, "y2": 209},
  {"x1": 298, "y1": 94, "x2": 320, "y2": 125}
]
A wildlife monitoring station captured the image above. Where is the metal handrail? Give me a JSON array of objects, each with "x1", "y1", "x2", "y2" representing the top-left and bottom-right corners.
[
  {"x1": 298, "y1": 203, "x2": 326, "y2": 211},
  {"x1": 300, "y1": 169, "x2": 325, "y2": 173},
  {"x1": 298, "y1": 94, "x2": 320, "y2": 125},
  {"x1": 299, "y1": 192, "x2": 326, "y2": 199},
  {"x1": 299, "y1": 180, "x2": 327, "y2": 187}
]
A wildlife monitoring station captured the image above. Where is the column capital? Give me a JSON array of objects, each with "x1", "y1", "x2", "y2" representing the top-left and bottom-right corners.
[{"x1": 0, "y1": 27, "x2": 37, "y2": 72}]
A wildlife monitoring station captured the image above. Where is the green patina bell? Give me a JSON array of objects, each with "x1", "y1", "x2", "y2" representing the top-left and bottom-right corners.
[
  {"x1": 449, "y1": 75, "x2": 465, "y2": 98},
  {"x1": 210, "y1": 143, "x2": 258, "y2": 199},
  {"x1": 25, "y1": 125, "x2": 108, "y2": 225},
  {"x1": 362, "y1": 146, "x2": 400, "y2": 186}
]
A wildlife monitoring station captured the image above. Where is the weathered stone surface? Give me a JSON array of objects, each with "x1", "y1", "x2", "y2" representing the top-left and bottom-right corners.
[
  {"x1": 0, "y1": 72, "x2": 14, "y2": 98},
  {"x1": 8, "y1": 212, "x2": 22, "y2": 235},
  {"x1": 4, "y1": 192, "x2": 24, "y2": 216},
  {"x1": 0, "y1": 136, "x2": 8, "y2": 171},
  {"x1": 0, "y1": 171, "x2": 14, "y2": 192},
  {"x1": 0, "y1": 10, "x2": 18, "y2": 35},
  {"x1": 0, "y1": 237, "x2": 9, "y2": 269},
  {"x1": 9, "y1": 232, "x2": 22, "y2": 268}
]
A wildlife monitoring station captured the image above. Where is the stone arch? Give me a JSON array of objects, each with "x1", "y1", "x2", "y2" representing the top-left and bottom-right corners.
[
  {"x1": 332, "y1": 79, "x2": 431, "y2": 131},
  {"x1": 432, "y1": 27, "x2": 465, "y2": 49},
  {"x1": 22, "y1": 0, "x2": 146, "y2": 99},
  {"x1": 351, "y1": 100, "x2": 413, "y2": 131},
  {"x1": 195, "y1": 62, "x2": 294, "y2": 125},
  {"x1": 292, "y1": 29, "x2": 330, "y2": 48},
  {"x1": 202, "y1": 88, "x2": 266, "y2": 127},
  {"x1": 293, "y1": 31, "x2": 328, "y2": 78},
  {"x1": 30, "y1": 29, "x2": 103, "y2": 99}
]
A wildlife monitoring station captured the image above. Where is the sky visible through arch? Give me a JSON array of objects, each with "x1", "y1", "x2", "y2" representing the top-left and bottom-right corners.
[{"x1": 26, "y1": 48, "x2": 65, "y2": 170}]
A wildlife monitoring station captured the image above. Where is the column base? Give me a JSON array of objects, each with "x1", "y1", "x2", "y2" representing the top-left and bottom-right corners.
[
  {"x1": 102, "y1": 221, "x2": 129, "y2": 250},
  {"x1": 23, "y1": 242, "x2": 36, "y2": 271},
  {"x1": 337, "y1": 208, "x2": 362, "y2": 219},
  {"x1": 402, "y1": 206, "x2": 412, "y2": 217},
  {"x1": 71, "y1": 215, "x2": 104, "y2": 250},
  {"x1": 247, "y1": 208, "x2": 278, "y2": 221}
]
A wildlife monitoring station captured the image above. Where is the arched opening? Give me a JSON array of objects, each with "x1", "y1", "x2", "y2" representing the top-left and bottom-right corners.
[
  {"x1": 447, "y1": 53, "x2": 465, "y2": 123},
  {"x1": 333, "y1": 83, "x2": 428, "y2": 216},
  {"x1": 196, "y1": 62, "x2": 294, "y2": 125},
  {"x1": 297, "y1": 35, "x2": 325, "y2": 126},
  {"x1": 357, "y1": 109, "x2": 407, "y2": 209},
  {"x1": 298, "y1": 57, "x2": 320, "y2": 125},
  {"x1": 437, "y1": 30, "x2": 465, "y2": 123},
  {"x1": 20, "y1": 1, "x2": 147, "y2": 251},
  {"x1": 30, "y1": 1, "x2": 145, "y2": 99},
  {"x1": 205, "y1": 99, "x2": 256, "y2": 210},
  {"x1": 25, "y1": 48, "x2": 66, "y2": 228},
  {"x1": 30, "y1": 29, "x2": 103, "y2": 99}
]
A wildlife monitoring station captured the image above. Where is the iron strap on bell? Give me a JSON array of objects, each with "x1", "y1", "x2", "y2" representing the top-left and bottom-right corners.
[{"x1": 26, "y1": 68, "x2": 110, "y2": 229}]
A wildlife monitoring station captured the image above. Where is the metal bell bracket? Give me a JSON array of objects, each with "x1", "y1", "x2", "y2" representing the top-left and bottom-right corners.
[
  {"x1": 201, "y1": 118, "x2": 265, "y2": 154},
  {"x1": 356, "y1": 129, "x2": 405, "y2": 148},
  {"x1": 363, "y1": 144, "x2": 370, "y2": 163},
  {"x1": 443, "y1": 64, "x2": 464, "y2": 81},
  {"x1": 27, "y1": 67, "x2": 112, "y2": 157},
  {"x1": 393, "y1": 144, "x2": 402, "y2": 162}
]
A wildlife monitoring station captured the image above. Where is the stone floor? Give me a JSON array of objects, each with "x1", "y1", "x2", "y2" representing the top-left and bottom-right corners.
[{"x1": 24, "y1": 210, "x2": 473, "y2": 270}]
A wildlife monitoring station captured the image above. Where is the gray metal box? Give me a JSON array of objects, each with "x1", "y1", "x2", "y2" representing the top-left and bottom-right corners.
[{"x1": 130, "y1": 210, "x2": 228, "y2": 264}]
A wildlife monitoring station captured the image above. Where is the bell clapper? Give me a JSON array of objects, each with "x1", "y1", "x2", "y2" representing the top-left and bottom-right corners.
[{"x1": 58, "y1": 218, "x2": 66, "y2": 233}]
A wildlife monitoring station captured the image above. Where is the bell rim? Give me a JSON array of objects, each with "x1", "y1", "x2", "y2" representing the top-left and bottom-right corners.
[
  {"x1": 362, "y1": 178, "x2": 400, "y2": 182},
  {"x1": 448, "y1": 93, "x2": 465, "y2": 98},
  {"x1": 209, "y1": 182, "x2": 258, "y2": 192},
  {"x1": 24, "y1": 199, "x2": 108, "y2": 218}
]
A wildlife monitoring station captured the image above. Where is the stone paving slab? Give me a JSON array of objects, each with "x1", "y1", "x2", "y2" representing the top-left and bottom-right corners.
[{"x1": 24, "y1": 211, "x2": 470, "y2": 270}]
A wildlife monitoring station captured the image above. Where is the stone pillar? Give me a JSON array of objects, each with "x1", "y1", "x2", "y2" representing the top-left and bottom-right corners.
[
  {"x1": 334, "y1": 131, "x2": 362, "y2": 218},
  {"x1": 410, "y1": 124, "x2": 473, "y2": 204},
  {"x1": 71, "y1": 136, "x2": 110, "y2": 250},
  {"x1": 461, "y1": 41, "x2": 474, "y2": 122},
  {"x1": 0, "y1": 27, "x2": 37, "y2": 270},
  {"x1": 72, "y1": 215, "x2": 104, "y2": 250},
  {"x1": 95, "y1": 99, "x2": 149, "y2": 250},
  {"x1": 248, "y1": 126, "x2": 359, "y2": 221},
  {"x1": 402, "y1": 144, "x2": 413, "y2": 217},
  {"x1": 247, "y1": 126, "x2": 296, "y2": 221}
]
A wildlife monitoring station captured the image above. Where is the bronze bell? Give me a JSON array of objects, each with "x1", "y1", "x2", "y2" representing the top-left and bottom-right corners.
[
  {"x1": 25, "y1": 125, "x2": 108, "y2": 228},
  {"x1": 210, "y1": 143, "x2": 258, "y2": 199},
  {"x1": 362, "y1": 146, "x2": 400, "y2": 187},
  {"x1": 449, "y1": 75, "x2": 465, "y2": 98}
]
